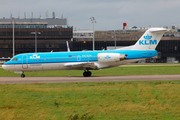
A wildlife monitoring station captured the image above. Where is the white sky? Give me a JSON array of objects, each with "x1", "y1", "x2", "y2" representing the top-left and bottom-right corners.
[{"x1": 0, "y1": 0, "x2": 180, "y2": 30}]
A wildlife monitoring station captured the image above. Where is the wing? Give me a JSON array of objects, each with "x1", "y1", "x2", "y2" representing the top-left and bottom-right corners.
[{"x1": 64, "y1": 62, "x2": 97, "y2": 69}]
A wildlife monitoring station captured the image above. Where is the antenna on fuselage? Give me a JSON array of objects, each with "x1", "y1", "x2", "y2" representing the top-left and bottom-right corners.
[{"x1": 66, "y1": 41, "x2": 70, "y2": 52}]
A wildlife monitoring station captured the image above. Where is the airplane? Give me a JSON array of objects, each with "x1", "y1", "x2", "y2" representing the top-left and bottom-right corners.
[{"x1": 2, "y1": 27, "x2": 168, "y2": 78}]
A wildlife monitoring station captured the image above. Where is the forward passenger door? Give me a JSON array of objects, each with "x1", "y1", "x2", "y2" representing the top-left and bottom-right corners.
[{"x1": 22, "y1": 55, "x2": 28, "y2": 69}]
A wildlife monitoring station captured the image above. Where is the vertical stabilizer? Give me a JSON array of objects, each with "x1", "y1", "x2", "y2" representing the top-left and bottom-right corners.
[{"x1": 132, "y1": 28, "x2": 167, "y2": 50}]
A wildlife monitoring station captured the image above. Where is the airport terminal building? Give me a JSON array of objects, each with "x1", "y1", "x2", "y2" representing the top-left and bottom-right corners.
[
  {"x1": 0, "y1": 14, "x2": 73, "y2": 61},
  {"x1": 0, "y1": 14, "x2": 180, "y2": 63}
]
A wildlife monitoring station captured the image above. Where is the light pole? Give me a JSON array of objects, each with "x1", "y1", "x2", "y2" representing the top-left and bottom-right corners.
[
  {"x1": 12, "y1": 17, "x2": 15, "y2": 57},
  {"x1": 114, "y1": 30, "x2": 116, "y2": 49},
  {"x1": 90, "y1": 16, "x2": 96, "y2": 51},
  {"x1": 31, "y1": 32, "x2": 41, "y2": 53}
]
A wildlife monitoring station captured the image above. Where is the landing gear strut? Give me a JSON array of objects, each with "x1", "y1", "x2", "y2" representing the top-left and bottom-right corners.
[
  {"x1": 21, "y1": 72, "x2": 25, "y2": 78},
  {"x1": 83, "y1": 70, "x2": 92, "y2": 77}
]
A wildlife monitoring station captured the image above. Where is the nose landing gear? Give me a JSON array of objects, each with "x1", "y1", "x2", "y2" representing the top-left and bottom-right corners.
[{"x1": 83, "y1": 70, "x2": 92, "y2": 77}]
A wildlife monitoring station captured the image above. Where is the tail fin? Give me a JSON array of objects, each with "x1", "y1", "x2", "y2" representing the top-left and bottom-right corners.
[{"x1": 132, "y1": 28, "x2": 168, "y2": 50}]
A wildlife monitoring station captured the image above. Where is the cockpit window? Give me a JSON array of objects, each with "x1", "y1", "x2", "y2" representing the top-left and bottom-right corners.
[{"x1": 12, "y1": 58, "x2": 18, "y2": 61}]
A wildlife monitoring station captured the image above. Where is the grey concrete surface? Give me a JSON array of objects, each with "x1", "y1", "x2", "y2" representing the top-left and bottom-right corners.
[{"x1": 0, "y1": 75, "x2": 180, "y2": 84}]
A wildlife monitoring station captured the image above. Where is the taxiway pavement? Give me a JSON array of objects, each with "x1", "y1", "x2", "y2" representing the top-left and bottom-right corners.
[{"x1": 0, "y1": 75, "x2": 180, "y2": 84}]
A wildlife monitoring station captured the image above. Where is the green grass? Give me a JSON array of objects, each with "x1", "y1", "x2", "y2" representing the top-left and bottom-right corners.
[
  {"x1": 0, "y1": 81, "x2": 180, "y2": 120},
  {"x1": 125, "y1": 63, "x2": 180, "y2": 65},
  {"x1": 1, "y1": 65, "x2": 180, "y2": 119},
  {"x1": 1, "y1": 65, "x2": 180, "y2": 77}
]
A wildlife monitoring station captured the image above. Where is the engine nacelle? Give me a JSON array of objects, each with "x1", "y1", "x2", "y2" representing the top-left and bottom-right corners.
[{"x1": 97, "y1": 53, "x2": 126, "y2": 62}]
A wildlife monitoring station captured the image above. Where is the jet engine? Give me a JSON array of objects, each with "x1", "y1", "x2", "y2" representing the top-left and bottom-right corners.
[{"x1": 97, "y1": 53, "x2": 126, "y2": 62}]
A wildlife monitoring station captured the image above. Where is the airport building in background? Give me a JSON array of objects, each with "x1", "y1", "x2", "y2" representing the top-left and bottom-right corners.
[
  {"x1": 1, "y1": 13, "x2": 180, "y2": 63},
  {"x1": 0, "y1": 12, "x2": 73, "y2": 61}
]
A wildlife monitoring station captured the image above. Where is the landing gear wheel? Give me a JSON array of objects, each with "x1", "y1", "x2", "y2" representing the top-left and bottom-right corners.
[
  {"x1": 21, "y1": 74, "x2": 25, "y2": 78},
  {"x1": 83, "y1": 71, "x2": 92, "y2": 77},
  {"x1": 87, "y1": 71, "x2": 91, "y2": 77}
]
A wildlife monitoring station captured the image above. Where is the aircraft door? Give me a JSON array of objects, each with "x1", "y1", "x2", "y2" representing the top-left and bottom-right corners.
[
  {"x1": 77, "y1": 55, "x2": 81, "y2": 61},
  {"x1": 22, "y1": 55, "x2": 28, "y2": 69}
]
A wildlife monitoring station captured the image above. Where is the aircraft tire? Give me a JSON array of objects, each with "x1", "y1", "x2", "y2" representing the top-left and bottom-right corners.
[
  {"x1": 83, "y1": 72, "x2": 87, "y2": 77},
  {"x1": 87, "y1": 71, "x2": 92, "y2": 77},
  {"x1": 83, "y1": 71, "x2": 91, "y2": 77},
  {"x1": 21, "y1": 74, "x2": 25, "y2": 78}
]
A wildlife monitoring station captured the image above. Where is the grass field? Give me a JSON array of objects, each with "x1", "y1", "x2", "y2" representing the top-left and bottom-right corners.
[
  {"x1": 124, "y1": 63, "x2": 180, "y2": 66},
  {"x1": 1, "y1": 65, "x2": 180, "y2": 119},
  {"x1": 0, "y1": 81, "x2": 180, "y2": 120},
  {"x1": 1, "y1": 65, "x2": 180, "y2": 77}
]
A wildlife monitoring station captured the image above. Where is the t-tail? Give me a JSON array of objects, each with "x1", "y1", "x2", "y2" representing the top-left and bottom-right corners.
[{"x1": 132, "y1": 28, "x2": 168, "y2": 50}]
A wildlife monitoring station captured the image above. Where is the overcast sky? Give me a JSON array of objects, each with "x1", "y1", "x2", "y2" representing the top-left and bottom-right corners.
[{"x1": 0, "y1": 0, "x2": 180, "y2": 30}]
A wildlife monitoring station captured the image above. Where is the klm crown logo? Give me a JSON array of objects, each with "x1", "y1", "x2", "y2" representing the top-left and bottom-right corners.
[
  {"x1": 144, "y1": 34, "x2": 152, "y2": 39},
  {"x1": 105, "y1": 55, "x2": 111, "y2": 59}
]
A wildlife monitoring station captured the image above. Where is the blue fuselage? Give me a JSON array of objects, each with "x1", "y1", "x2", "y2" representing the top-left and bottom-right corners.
[{"x1": 4, "y1": 50, "x2": 157, "y2": 65}]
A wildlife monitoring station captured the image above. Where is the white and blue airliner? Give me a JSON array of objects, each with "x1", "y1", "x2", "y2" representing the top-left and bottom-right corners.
[{"x1": 2, "y1": 28, "x2": 167, "y2": 77}]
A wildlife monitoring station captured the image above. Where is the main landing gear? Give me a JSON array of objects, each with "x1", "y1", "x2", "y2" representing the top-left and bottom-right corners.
[
  {"x1": 83, "y1": 70, "x2": 92, "y2": 77},
  {"x1": 21, "y1": 72, "x2": 25, "y2": 78}
]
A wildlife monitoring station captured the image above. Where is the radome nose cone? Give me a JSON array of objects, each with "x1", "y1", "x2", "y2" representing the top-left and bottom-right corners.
[{"x1": 2, "y1": 65, "x2": 6, "y2": 70}]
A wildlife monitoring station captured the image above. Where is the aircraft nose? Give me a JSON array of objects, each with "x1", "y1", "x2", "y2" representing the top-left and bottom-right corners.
[{"x1": 2, "y1": 65, "x2": 7, "y2": 70}]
